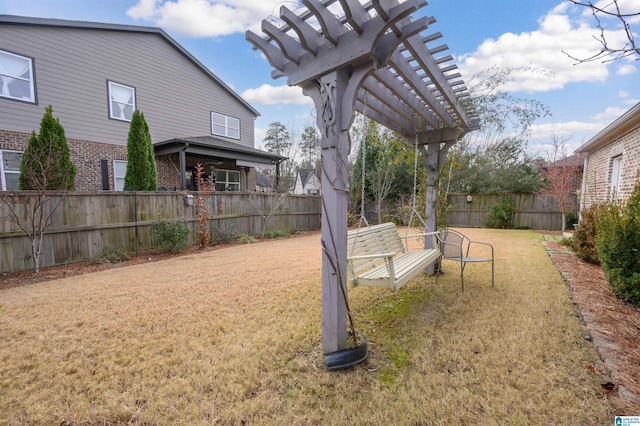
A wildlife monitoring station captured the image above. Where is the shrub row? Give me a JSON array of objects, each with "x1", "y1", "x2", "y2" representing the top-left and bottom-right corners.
[{"x1": 573, "y1": 181, "x2": 640, "y2": 306}]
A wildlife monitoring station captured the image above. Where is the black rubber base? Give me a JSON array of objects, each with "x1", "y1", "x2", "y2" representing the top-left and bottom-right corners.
[{"x1": 324, "y1": 336, "x2": 368, "y2": 371}]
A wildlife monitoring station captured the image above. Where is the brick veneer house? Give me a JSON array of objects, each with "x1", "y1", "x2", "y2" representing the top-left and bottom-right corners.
[
  {"x1": 577, "y1": 102, "x2": 640, "y2": 210},
  {"x1": 0, "y1": 15, "x2": 284, "y2": 192}
]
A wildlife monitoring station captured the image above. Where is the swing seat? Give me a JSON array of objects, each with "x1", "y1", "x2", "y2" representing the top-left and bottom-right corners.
[{"x1": 347, "y1": 222, "x2": 441, "y2": 291}]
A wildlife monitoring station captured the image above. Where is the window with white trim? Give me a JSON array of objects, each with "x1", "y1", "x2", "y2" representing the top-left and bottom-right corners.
[
  {"x1": 610, "y1": 155, "x2": 622, "y2": 198},
  {"x1": 114, "y1": 160, "x2": 127, "y2": 191},
  {"x1": 215, "y1": 169, "x2": 240, "y2": 191},
  {"x1": 0, "y1": 49, "x2": 35, "y2": 103},
  {"x1": 211, "y1": 112, "x2": 240, "y2": 139},
  {"x1": 108, "y1": 81, "x2": 135, "y2": 121},
  {"x1": 0, "y1": 149, "x2": 22, "y2": 190}
]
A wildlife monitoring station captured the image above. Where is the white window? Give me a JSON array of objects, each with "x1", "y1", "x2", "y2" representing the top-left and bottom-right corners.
[
  {"x1": 0, "y1": 49, "x2": 35, "y2": 103},
  {"x1": 0, "y1": 150, "x2": 22, "y2": 190},
  {"x1": 114, "y1": 160, "x2": 127, "y2": 191},
  {"x1": 610, "y1": 155, "x2": 622, "y2": 198},
  {"x1": 215, "y1": 169, "x2": 240, "y2": 191},
  {"x1": 211, "y1": 112, "x2": 240, "y2": 139},
  {"x1": 108, "y1": 81, "x2": 135, "y2": 121}
]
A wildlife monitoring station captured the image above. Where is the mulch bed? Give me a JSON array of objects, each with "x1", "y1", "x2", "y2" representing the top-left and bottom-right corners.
[{"x1": 541, "y1": 234, "x2": 640, "y2": 414}]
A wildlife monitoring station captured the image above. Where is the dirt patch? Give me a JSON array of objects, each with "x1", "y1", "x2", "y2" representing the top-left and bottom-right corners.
[{"x1": 541, "y1": 233, "x2": 640, "y2": 414}]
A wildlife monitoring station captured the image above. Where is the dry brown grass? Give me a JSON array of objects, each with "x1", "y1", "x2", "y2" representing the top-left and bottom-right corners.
[{"x1": 0, "y1": 228, "x2": 615, "y2": 424}]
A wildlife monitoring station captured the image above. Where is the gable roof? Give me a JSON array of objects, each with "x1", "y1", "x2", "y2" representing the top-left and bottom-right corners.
[
  {"x1": 297, "y1": 168, "x2": 317, "y2": 187},
  {"x1": 577, "y1": 102, "x2": 640, "y2": 154},
  {"x1": 0, "y1": 14, "x2": 260, "y2": 118}
]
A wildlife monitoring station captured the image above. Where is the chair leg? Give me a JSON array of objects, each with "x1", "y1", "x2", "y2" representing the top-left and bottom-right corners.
[
  {"x1": 460, "y1": 261, "x2": 465, "y2": 293},
  {"x1": 491, "y1": 259, "x2": 495, "y2": 288}
]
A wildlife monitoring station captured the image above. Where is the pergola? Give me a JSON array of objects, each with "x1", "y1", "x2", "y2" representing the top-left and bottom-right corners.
[{"x1": 247, "y1": 0, "x2": 479, "y2": 359}]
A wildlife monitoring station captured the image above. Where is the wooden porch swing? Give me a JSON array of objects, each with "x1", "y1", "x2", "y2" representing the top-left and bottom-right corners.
[{"x1": 347, "y1": 105, "x2": 440, "y2": 291}]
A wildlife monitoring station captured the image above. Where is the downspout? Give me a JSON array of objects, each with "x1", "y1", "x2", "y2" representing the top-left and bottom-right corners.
[{"x1": 275, "y1": 160, "x2": 281, "y2": 192}]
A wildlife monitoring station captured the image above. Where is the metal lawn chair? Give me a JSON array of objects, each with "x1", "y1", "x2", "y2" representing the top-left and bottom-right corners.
[{"x1": 436, "y1": 229, "x2": 494, "y2": 292}]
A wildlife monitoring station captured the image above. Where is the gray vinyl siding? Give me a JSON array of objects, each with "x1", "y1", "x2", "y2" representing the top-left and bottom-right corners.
[{"x1": 0, "y1": 25, "x2": 256, "y2": 148}]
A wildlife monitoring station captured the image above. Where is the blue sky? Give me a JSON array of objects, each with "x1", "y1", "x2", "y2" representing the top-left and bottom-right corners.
[{"x1": 1, "y1": 0, "x2": 638, "y2": 156}]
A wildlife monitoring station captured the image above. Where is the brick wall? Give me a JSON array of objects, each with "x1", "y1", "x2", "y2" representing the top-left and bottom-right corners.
[
  {"x1": 1, "y1": 130, "x2": 127, "y2": 191},
  {"x1": 2, "y1": 130, "x2": 259, "y2": 192},
  {"x1": 583, "y1": 126, "x2": 640, "y2": 207}
]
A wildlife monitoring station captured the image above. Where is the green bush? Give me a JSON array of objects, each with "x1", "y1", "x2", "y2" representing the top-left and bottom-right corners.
[
  {"x1": 486, "y1": 196, "x2": 515, "y2": 229},
  {"x1": 565, "y1": 212, "x2": 579, "y2": 230},
  {"x1": 237, "y1": 234, "x2": 257, "y2": 244},
  {"x1": 150, "y1": 218, "x2": 190, "y2": 253},
  {"x1": 264, "y1": 230, "x2": 290, "y2": 239},
  {"x1": 91, "y1": 247, "x2": 130, "y2": 265},
  {"x1": 572, "y1": 203, "x2": 605, "y2": 264},
  {"x1": 596, "y1": 182, "x2": 640, "y2": 306}
]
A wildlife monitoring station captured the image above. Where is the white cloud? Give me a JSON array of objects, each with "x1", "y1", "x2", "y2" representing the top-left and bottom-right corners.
[
  {"x1": 617, "y1": 64, "x2": 637, "y2": 75},
  {"x1": 126, "y1": 0, "x2": 291, "y2": 37},
  {"x1": 529, "y1": 120, "x2": 605, "y2": 139},
  {"x1": 619, "y1": 90, "x2": 630, "y2": 98},
  {"x1": 457, "y1": 3, "x2": 633, "y2": 93},
  {"x1": 241, "y1": 84, "x2": 311, "y2": 106},
  {"x1": 591, "y1": 106, "x2": 628, "y2": 121}
]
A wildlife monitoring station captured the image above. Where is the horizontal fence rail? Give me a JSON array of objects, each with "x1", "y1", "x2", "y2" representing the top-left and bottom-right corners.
[{"x1": 0, "y1": 191, "x2": 321, "y2": 274}]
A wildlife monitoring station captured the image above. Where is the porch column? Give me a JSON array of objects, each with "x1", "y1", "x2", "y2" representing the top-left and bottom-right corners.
[{"x1": 179, "y1": 146, "x2": 187, "y2": 190}]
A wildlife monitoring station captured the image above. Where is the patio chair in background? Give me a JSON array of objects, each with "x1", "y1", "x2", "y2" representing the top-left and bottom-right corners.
[{"x1": 436, "y1": 229, "x2": 494, "y2": 292}]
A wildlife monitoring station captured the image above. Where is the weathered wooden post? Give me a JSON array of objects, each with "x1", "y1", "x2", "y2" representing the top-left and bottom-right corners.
[{"x1": 302, "y1": 69, "x2": 362, "y2": 352}]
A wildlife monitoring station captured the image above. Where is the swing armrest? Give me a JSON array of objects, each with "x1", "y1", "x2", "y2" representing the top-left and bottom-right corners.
[
  {"x1": 400, "y1": 231, "x2": 440, "y2": 239},
  {"x1": 348, "y1": 252, "x2": 396, "y2": 261},
  {"x1": 400, "y1": 231, "x2": 440, "y2": 247}
]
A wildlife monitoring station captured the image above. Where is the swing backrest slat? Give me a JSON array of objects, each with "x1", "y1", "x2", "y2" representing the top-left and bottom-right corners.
[{"x1": 347, "y1": 222, "x2": 405, "y2": 276}]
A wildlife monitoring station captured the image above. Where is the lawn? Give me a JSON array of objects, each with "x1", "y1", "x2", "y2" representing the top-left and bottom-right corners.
[{"x1": 0, "y1": 228, "x2": 615, "y2": 424}]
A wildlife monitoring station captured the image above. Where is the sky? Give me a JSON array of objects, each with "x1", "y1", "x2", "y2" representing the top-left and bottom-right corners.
[{"x1": 1, "y1": 0, "x2": 639, "y2": 157}]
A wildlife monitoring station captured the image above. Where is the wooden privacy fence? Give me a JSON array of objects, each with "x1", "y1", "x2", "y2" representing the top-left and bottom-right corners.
[
  {"x1": 0, "y1": 192, "x2": 321, "y2": 274},
  {"x1": 447, "y1": 193, "x2": 577, "y2": 230}
]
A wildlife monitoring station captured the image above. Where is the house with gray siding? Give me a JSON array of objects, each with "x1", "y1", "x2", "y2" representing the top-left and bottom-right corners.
[
  {"x1": 0, "y1": 15, "x2": 284, "y2": 192},
  {"x1": 577, "y1": 102, "x2": 640, "y2": 210}
]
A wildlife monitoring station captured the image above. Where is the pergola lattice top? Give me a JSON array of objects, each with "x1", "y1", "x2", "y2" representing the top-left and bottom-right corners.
[{"x1": 247, "y1": 0, "x2": 480, "y2": 140}]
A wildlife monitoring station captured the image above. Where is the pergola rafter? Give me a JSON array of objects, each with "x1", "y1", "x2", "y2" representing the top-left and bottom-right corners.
[{"x1": 247, "y1": 0, "x2": 479, "y2": 362}]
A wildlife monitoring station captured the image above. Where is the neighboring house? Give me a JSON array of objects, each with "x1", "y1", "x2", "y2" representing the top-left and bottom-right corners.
[
  {"x1": 0, "y1": 15, "x2": 285, "y2": 192},
  {"x1": 577, "y1": 102, "x2": 640, "y2": 209},
  {"x1": 293, "y1": 168, "x2": 320, "y2": 195},
  {"x1": 255, "y1": 173, "x2": 273, "y2": 192},
  {"x1": 539, "y1": 154, "x2": 584, "y2": 193}
]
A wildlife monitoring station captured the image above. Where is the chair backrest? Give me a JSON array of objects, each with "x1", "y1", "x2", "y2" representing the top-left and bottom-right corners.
[
  {"x1": 347, "y1": 223, "x2": 405, "y2": 275},
  {"x1": 438, "y1": 228, "x2": 465, "y2": 259}
]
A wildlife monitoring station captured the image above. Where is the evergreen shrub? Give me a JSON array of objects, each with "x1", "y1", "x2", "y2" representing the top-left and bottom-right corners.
[
  {"x1": 151, "y1": 218, "x2": 190, "y2": 253},
  {"x1": 486, "y1": 196, "x2": 515, "y2": 229},
  {"x1": 596, "y1": 182, "x2": 640, "y2": 306},
  {"x1": 572, "y1": 202, "x2": 605, "y2": 264}
]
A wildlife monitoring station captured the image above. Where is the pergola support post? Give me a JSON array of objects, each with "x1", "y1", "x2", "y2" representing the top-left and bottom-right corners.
[
  {"x1": 420, "y1": 137, "x2": 456, "y2": 274},
  {"x1": 305, "y1": 69, "x2": 360, "y2": 354}
]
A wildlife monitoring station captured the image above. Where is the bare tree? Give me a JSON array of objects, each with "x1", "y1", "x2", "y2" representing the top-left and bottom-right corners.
[
  {"x1": 566, "y1": 0, "x2": 640, "y2": 62},
  {"x1": 540, "y1": 135, "x2": 583, "y2": 231},
  {"x1": 369, "y1": 148, "x2": 396, "y2": 224},
  {"x1": 0, "y1": 143, "x2": 66, "y2": 273}
]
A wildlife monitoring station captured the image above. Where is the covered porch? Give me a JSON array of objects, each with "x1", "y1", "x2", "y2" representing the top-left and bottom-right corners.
[{"x1": 153, "y1": 136, "x2": 286, "y2": 192}]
